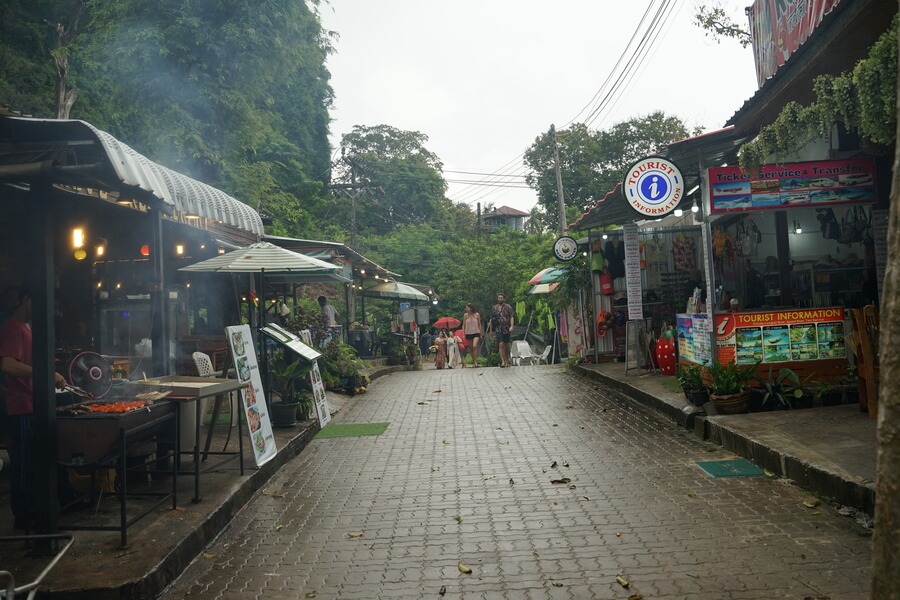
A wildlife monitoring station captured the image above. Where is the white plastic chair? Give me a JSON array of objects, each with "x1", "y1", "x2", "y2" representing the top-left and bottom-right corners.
[
  {"x1": 192, "y1": 352, "x2": 235, "y2": 457},
  {"x1": 510, "y1": 340, "x2": 536, "y2": 366},
  {"x1": 538, "y1": 345, "x2": 553, "y2": 365}
]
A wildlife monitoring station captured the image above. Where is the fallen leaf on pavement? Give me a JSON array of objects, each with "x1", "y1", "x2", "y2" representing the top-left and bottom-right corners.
[
  {"x1": 616, "y1": 575, "x2": 630, "y2": 588},
  {"x1": 565, "y1": 405, "x2": 573, "y2": 409},
  {"x1": 347, "y1": 532, "x2": 364, "y2": 538},
  {"x1": 433, "y1": 389, "x2": 442, "y2": 393},
  {"x1": 552, "y1": 423, "x2": 559, "y2": 427},
  {"x1": 453, "y1": 515, "x2": 462, "y2": 523},
  {"x1": 562, "y1": 461, "x2": 569, "y2": 467},
  {"x1": 687, "y1": 492, "x2": 696, "y2": 498},
  {"x1": 305, "y1": 593, "x2": 317, "y2": 599},
  {"x1": 552, "y1": 581, "x2": 564, "y2": 587},
  {"x1": 568, "y1": 484, "x2": 576, "y2": 490},
  {"x1": 582, "y1": 496, "x2": 590, "y2": 501},
  {"x1": 550, "y1": 478, "x2": 571, "y2": 484},
  {"x1": 811, "y1": 510, "x2": 821, "y2": 515},
  {"x1": 458, "y1": 562, "x2": 472, "y2": 574},
  {"x1": 628, "y1": 595, "x2": 643, "y2": 600},
  {"x1": 615, "y1": 532, "x2": 622, "y2": 537},
  {"x1": 442, "y1": 439, "x2": 450, "y2": 445},
  {"x1": 803, "y1": 500, "x2": 821, "y2": 508},
  {"x1": 203, "y1": 552, "x2": 216, "y2": 559},
  {"x1": 432, "y1": 467, "x2": 440, "y2": 472},
  {"x1": 509, "y1": 478, "x2": 515, "y2": 485},
  {"x1": 763, "y1": 468, "x2": 775, "y2": 477},
  {"x1": 439, "y1": 586, "x2": 447, "y2": 596},
  {"x1": 550, "y1": 461, "x2": 558, "y2": 468},
  {"x1": 275, "y1": 525, "x2": 284, "y2": 531}
]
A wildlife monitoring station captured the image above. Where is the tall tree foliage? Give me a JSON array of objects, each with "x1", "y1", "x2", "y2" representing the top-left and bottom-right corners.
[
  {"x1": 523, "y1": 112, "x2": 693, "y2": 231},
  {"x1": 338, "y1": 125, "x2": 448, "y2": 236}
]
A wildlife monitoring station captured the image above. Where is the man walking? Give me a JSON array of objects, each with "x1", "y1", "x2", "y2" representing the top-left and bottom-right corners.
[{"x1": 487, "y1": 293, "x2": 514, "y2": 368}]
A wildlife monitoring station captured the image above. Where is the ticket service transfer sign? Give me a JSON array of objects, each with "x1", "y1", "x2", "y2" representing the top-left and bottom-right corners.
[{"x1": 622, "y1": 157, "x2": 684, "y2": 217}]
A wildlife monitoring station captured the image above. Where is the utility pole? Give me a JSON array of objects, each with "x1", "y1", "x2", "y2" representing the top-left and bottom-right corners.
[
  {"x1": 551, "y1": 124, "x2": 566, "y2": 233},
  {"x1": 476, "y1": 202, "x2": 482, "y2": 238}
]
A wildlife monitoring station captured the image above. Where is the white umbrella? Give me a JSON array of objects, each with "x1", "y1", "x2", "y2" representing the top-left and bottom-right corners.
[
  {"x1": 361, "y1": 281, "x2": 429, "y2": 301},
  {"x1": 179, "y1": 241, "x2": 345, "y2": 281}
]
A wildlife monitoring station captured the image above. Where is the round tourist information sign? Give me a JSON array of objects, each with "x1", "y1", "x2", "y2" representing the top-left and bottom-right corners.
[{"x1": 622, "y1": 157, "x2": 684, "y2": 218}]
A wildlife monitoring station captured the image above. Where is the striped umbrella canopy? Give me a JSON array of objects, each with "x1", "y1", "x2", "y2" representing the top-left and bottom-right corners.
[
  {"x1": 179, "y1": 242, "x2": 345, "y2": 281},
  {"x1": 527, "y1": 282, "x2": 560, "y2": 295},
  {"x1": 527, "y1": 267, "x2": 566, "y2": 285}
]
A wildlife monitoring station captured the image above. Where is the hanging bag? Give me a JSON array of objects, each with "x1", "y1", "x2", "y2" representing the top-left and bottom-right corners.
[{"x1": 600, "y1": 268, "x2": 614, "y2": 295}]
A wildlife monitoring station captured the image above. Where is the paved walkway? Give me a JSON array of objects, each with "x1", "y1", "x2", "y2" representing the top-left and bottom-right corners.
[{"x1": 160, "y1": 365, "x2": 872, "y2": 600}]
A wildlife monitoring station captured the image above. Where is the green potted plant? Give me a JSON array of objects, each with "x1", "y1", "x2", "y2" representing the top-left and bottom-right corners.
[
  {"x1": 269, "y1": 350, "x2": 311, "y2": 427},
  {"x1": 707, "y1": 359, "x2": 759, "y2": 415},
  {"x1": 295, "y1": 390, "x2": 314, "y2": 421},
  {"x1": 676, "y1": 363, "x2": 709, "y2": 406},
  {"x1": 753, "y1": 367, "x2": 805, "y2": 411}
]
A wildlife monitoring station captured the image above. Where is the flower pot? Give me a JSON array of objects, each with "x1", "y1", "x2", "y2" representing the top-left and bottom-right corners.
[
  {"x1": 710, "y1": 391, "x2": 750, "y2": 415},
  {"x1": 689, "y1": 389, "x2": 709, "y2": 406},
  {"x1": 270, "y1": 401, "x2": 299, "y2": 427}
]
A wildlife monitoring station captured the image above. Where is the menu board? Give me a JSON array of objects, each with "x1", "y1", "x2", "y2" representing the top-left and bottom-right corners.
[
  {"x1": 225, "y1": 325, "x2": 277, "y2": 466},
  {"x1": 309, "y1": 362, "x2": 331, "y2": 428},
  {"x1": 708, "y1": 158, "x2": 876, "y2": 213},
  {"x1": 714, "y1": 308, "x2": 846, "y2": 364}
]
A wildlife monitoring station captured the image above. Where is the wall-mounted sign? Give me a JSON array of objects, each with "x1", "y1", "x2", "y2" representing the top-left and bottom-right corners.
[
  {"x1": 553, "y1": 236, "x2": 578, "y2": 261},
  {"x1": 748, "y1": 0, "x2": 843, "y2": 86},
  {"x1": 708, "y1": 158, "x2": 876, "y2": 214},
  {"x1": 714, "y1": 308, "x2": 846, "y2": 364},
  {"x1": 622, "y1": 157, "x2": 684, "y2": 217}
]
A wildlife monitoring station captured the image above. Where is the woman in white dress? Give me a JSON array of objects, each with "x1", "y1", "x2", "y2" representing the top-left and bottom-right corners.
[{"x1": 445, "y1": 329, "x2": 462, "y2": 369}]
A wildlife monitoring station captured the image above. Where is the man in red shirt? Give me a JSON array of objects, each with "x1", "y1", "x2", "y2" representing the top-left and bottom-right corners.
[{"x1": 0, "y1": 286, "x2": 66, "y2": 529}]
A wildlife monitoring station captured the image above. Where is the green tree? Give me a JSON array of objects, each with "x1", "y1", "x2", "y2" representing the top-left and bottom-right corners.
[
  {"x1": 524, "y1": 113, "x2": 692, "y2": 231},
  {"x1": 338, "y1": 125, "x2": 448, "y2": 235},
  {"x1": 693, "y1": 2, "x2": 751, "y2": 47}
]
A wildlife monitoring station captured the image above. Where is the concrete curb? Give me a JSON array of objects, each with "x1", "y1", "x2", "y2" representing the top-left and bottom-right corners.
[
  {"x1": 573, "y1": 364, "x2": 702, "y2": 429},
  {"x1": 573, "y1": 364, "x2": 876, "y2": 515},
  {"x1": 700, "y1": 415, "x2": 876, "y2": 515}
]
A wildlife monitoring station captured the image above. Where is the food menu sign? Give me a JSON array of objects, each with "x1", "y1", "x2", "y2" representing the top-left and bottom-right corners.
[
  {"x1": 226, "y1": 325, "x2": 277, "y2": 466},
  {"x1": 708, "y1": 158, "x2": 876, "y2": 214},
  {"x1": 714, "y1": 308, "x2": 846, "y2": 365}
]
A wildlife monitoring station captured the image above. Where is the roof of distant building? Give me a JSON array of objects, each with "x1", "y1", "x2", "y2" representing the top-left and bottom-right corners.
[{"x1": 482, "y1": 205, "x2": 529, "y2": 217}]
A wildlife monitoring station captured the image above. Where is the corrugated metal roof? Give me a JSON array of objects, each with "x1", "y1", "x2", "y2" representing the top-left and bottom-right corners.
[{"x1": 0, "y1": 117, "x2": 264, "y2": 236}]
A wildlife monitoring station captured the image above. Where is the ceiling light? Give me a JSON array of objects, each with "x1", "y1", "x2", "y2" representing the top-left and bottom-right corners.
[{"x1": 674, "y1": 208, "x2": 683, "y2": 217}]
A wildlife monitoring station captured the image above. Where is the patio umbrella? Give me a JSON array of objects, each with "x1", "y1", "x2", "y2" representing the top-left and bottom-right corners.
[
  {"x1": 179, "y1": 241, "x2": 344, "y2": 281},
  {"x1": 361, "y1": 281, "x2": 429, "y2": 301},
  {"x1": 527, "y1": 282, "x2": 560, "y2": 295},
  {"x1": 527, "y1": 267, "x2": 566, "y2": 285},
  {"x1": 434, "y1": 316, "x2": 461, "y2": 329}
]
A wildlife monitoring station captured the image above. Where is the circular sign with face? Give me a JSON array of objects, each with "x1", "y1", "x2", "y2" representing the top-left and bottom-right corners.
[
  {"x1": 622, "y1": 157, "x2": 684, "y2": 218},
  {"x1": 553, "y1": 236, "x2": 579, "y2": 261}
]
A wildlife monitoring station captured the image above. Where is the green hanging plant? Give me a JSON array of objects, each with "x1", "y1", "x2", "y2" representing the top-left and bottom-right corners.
[{"x1": 740, "y1": 15, "x2": 897, "y2": 170}]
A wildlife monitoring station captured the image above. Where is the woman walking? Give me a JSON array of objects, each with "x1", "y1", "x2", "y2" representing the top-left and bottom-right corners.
[
  {"x1": 446, "y1": 329, "x2": 462, "y2": 369},
  {"x1": 434, "y1": 330, "x2": 447, "y2": 369},
  {"x1": 461, "y1": 303, "x2": 483, "y2": 367}
]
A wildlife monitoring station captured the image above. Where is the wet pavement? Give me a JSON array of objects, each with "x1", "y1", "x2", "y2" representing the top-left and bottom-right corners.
[{"x1": 158, "y1": 365, "x2": 873, "y2": 600}]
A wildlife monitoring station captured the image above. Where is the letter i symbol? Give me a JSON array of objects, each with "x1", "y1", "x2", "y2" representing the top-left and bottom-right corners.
[{"x1": 650, "y1": 176, "x2": 659, "y2": 199}]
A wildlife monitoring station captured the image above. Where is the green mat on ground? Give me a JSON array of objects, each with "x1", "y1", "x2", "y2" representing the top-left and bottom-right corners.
[
  {"x1": 314, "y1": 422, "x2": 389, "y2": 439},
  {"x1": 695, "y1": 459, "x2": 765, "y2": 478}
]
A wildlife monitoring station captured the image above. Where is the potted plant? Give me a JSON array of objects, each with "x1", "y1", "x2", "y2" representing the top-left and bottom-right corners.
[
  {"x1": 295, "y1": 391, "x2": 314, "y2": 421},
  {"x1": 840, "y1": 363, "x2": 860, "y2": 405},
  {"x1": 676, "y1": 363, "x2": 709, "y2": 406},
  {"x1": 707, "y1": 359, "x2": 759, "y2": 415},
  {"x1": 269, "y1": 350, "x2": 311, "y2": 427},
  {"x1": 753, "y1": 367, "x2": 805, "y2": 411}
]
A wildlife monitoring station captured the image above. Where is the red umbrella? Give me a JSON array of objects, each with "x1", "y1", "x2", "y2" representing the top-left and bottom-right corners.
[
  {"x1": 434, "y1": 316, "x2": 461, "y2": 330},
  {"x1": 454, "y1": 329, "x2": 468, "y2": 351}
]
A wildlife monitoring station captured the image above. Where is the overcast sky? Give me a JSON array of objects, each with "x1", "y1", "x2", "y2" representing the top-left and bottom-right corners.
[{"x1": 320, "y1": 1, "x2": 759, "y2": 214}]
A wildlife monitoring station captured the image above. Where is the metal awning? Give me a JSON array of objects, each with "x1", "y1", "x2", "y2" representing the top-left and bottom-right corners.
[
  {"x1": 264, "y1": 235, "x2": 400, "y2": 280},
  {"x1": 568, "y1": 127, "x2": 749, "y2": 232},
  {"x1": 0, "y1": 116, "x2": 264, "y2": 235}
]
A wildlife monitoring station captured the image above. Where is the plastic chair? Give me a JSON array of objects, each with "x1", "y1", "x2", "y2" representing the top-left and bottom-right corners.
[
  {"x1": 192, "y1": 352, "x2": 235, "y2": 458},
  {"x1": 510, "y1": 340, "x2": 536, "y2": 366},
  {"x1": 537, "y1": 345, "x2": 553, "y2": 365}
]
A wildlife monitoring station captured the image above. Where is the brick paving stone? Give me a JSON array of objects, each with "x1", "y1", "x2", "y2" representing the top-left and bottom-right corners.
[{"x1": 159, "y1": 366, "x2": 873, "y2": 599}]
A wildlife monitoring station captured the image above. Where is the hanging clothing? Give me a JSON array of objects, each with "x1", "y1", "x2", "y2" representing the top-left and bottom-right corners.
[
  {"x1": 604, "y1": 239, "x2": 626, "y2": 279},
  {"x1": 672, "y1": 233, "x2": 697, "y2": 272}
]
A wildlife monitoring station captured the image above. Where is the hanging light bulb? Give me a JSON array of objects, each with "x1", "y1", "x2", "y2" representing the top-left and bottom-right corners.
[
  {"x1": 602, "y1": 233, "x2": 608, "y2": 240},
  {"x1": 794, "y1": 220, "x2": 802, "y2": 234},
  {"x1": 674, "y1": 208, "x2": 683, "y2": 217},
  {"x1": 691, "y1": 199, "x2": 699, "y2": 213}
]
